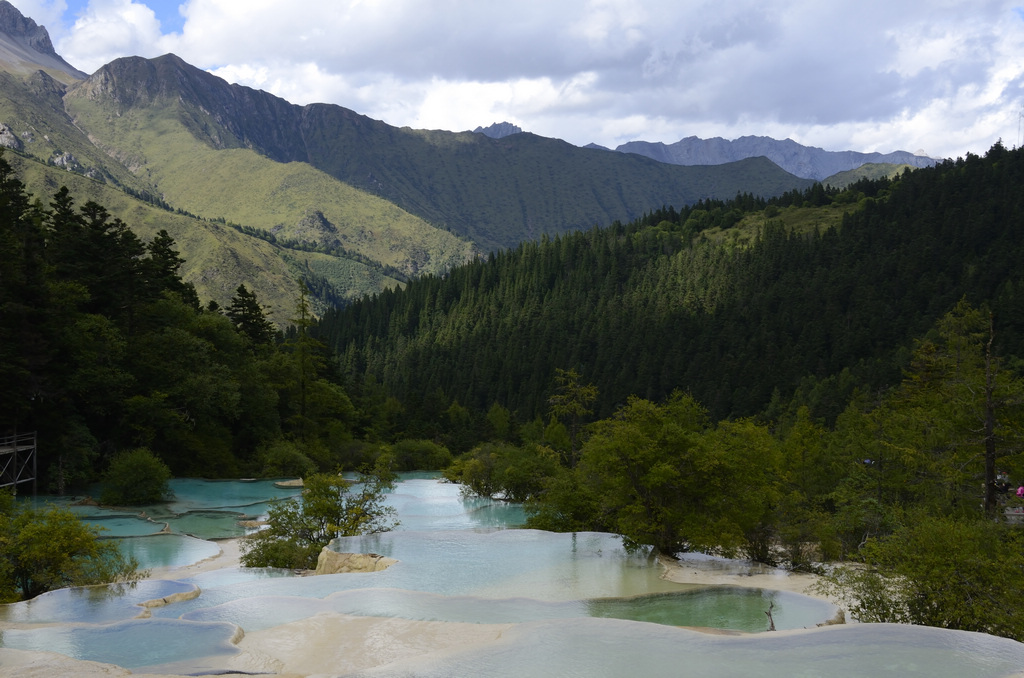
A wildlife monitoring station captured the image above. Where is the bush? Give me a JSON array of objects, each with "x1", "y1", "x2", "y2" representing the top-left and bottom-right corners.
[
  {"x1": 240, "y1": 466, "x2": 398, "y2": 569},
  {"x1": 100, "y1": 448, "x2": 172, "y2": 505},
  {"x1": 390, "y1": 439, "x2": 452, "y2": 470},
  {"x1": 0, "y1": 491, "x2": 145, "y2": 601},
  {"x1": 444, "y1": 442, "x2": 559, "y2": 502},
  {"x1": 814, "y1": 515, "x2": 1024, "y2": 641},
  {"x1": 257, "y1": 439, "x2": 317, "y2": 478}
]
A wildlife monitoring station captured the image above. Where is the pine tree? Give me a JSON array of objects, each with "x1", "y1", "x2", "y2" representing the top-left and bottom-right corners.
[{"x1": 227, "y1": 284, "x2": 276, "y2": 347}]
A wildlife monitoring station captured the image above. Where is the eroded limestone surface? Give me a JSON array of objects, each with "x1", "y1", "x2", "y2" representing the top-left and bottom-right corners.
[{"x1": 314, "y1": 549, "x2": 397, "y2": 575}]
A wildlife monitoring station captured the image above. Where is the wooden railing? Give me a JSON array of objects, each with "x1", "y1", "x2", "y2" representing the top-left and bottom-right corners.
[{"x1": 0, "y1": 431, "x2": 37, "y2": 491}]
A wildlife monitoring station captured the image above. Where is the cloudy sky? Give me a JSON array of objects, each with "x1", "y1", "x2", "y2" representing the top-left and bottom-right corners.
[{"x1": 10, "y1": 0, "x2": 1024, "y2": 159}]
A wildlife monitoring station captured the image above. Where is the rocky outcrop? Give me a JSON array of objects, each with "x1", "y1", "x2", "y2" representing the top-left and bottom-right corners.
[
  {"x1": 0, "y1": 122, "x2": 22, "y2": 150},
  {"x1": 0, "y1": 0, "x2": 59, "y2": 57},
  {"x1": 138, "y1": 586, "x2": 202, "y2": 609},
  {"x1": 51, "y1": 150, "x2": 83, "y2": 171},
  {"x1": 315, "y1": 549, "x2": 397, "y2": 575}
]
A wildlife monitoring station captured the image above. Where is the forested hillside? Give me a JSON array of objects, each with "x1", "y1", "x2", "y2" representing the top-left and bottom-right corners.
[
  {"x1": 0, "y1": 151, "x2": 403, "y2": 491},
  {"x1": 319, "y1": 142, "x2": 1024, "y2": 429}
]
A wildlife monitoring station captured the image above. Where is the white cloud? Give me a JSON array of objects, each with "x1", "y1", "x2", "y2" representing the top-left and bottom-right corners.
[
  {"x1": 57, "y1": 0, "x2": 172, "y2": 72},
  {"x1": 9, "y1": 0, "x2": 1024, "y2": 158},
  {"x1": 9, "y1": 0, "x2": 67, "y2": 36}
]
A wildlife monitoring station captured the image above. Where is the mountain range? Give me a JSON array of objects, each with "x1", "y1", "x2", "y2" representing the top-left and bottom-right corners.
[
  {"x1": 614, "y1": 136, "x2": 936, "y2": 181},
  {"x1": 0, "y1": 1, "x2": 924, "y2": 319}
]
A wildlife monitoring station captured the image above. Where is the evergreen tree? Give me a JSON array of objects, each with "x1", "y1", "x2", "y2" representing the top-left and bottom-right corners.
[{"x1": 227, "y1": 283, "x2": 276, "y2": 347}]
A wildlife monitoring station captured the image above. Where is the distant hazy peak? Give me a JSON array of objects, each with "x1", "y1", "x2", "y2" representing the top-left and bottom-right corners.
[
  {"x1": 0, "y1": 0, "x2": 86, "y2": 80},
  {"x1": 474, "y1": 121, "x2": 524, "y2": 139},
  {"x1": 616, "y1": 135, "x2": 937, "y2": 181}
]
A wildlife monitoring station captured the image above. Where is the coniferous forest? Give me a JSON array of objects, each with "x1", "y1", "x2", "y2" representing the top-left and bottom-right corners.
[
  {"x1": 5, "y1": 144, "x2": 1024, "y2": 636},
  {"x1": 320, "y1": 142, "x2": 1024, "y2": 430}
]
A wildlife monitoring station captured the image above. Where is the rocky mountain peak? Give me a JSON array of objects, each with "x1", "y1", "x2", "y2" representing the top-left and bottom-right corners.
[
  {"x1": 0, "y1": 0, "x2": 86, "y2": 80},
  {"x1": 0, "y1": 0, "x2": 56, "y2": 55},
  {"x1": 473, "y1": 121, "x2": 524, "y2": 139}
]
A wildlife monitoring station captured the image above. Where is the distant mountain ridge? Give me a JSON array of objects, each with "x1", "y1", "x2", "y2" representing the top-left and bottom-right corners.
[
  {"x1": 61, "y1": 53, "x2": 815, "y2": 254},
  {"x1": 616, "y1": 135, "x2": 936, "y2": 181},
  {"x1": 1, "y1": 0, "x2": 856, "y2": 317}
]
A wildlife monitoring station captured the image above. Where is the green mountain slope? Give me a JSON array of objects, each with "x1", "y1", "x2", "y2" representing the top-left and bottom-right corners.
[
  {"x1": 318, "y1": 144, "x2": 1024, "y2": 425},
  {"x1": 59, "y1": 94, "x2": 476, "y2": 278},
  {"x1": 823, "y1": 162, "x2": 914, "y2": 189},
  {"x1": 0, "y1": 68, "x2": 150, "y2": 192},
  {"x1": 64, "y1": 54, "x2": 815, "y2": 253},
  {"x1": 0, "y1": 43, "x2": 413, "y2": 316}
]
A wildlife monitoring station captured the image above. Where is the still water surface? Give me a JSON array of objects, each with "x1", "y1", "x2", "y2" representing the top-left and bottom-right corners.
[{"x1": 3, "y1": 475, "x2": 1023, "y2": 676}]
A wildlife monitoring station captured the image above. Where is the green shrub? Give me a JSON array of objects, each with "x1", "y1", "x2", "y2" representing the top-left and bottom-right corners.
[
  {"x1": 240, "y1": 468, "x2": 397, "y2": 569},
  {"x1": 257, "y1": 439, "x2": 317, "y2": 478},
  {"x1": 100, "y1": 448, "x2": 172, "y2": 505},
  {"x1": 390, "y1": 439, "x2": 452, "y2": 470},
  {"x1": 0, "y1": 492, "x2": 145, "y2": 601}
]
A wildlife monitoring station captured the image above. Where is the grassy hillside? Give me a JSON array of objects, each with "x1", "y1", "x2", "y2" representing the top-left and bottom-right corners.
[
  {"x1": 824, "y1": 162, "x2": 914, "y2": 188},
  {"x1": 61, "y1": 96, "x2": 477, "y2": 278},
  {"x1": 0, "y1": 70, "x2": 149, "y2": 193},
  {"x1": 7, "y1": 152, "x2": 402, "y2": 323}
]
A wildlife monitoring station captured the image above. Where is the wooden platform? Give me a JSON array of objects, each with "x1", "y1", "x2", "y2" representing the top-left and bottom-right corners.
[{"x1": 0, "y1": 431, "x2": 36, "y2": 490}]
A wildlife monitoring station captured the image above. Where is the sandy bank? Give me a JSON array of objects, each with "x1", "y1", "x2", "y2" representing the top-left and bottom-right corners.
[
  {"x1": 145, "y1": 536, "x2": 246, "y2": 579},
  {"x1": 657, "y1": 553, "x2": 829, "y2": 602}
]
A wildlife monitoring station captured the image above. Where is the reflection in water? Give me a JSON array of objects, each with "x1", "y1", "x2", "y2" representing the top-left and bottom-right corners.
[
  {"x1": 116, "y1": 533, "x2": 221, "y2": 570},
  {"x1": 0, "y1": 618, "x2": 241, "y2": 670},
  {"x1": 0, "y1": 579, "x2": 198, "y2": 624},
  {"x1": 3, "y1": 475, "x2": 1024, "y2": 676}
]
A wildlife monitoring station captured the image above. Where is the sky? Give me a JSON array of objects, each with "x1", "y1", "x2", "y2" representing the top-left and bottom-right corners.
[{"x1": 8, "y1": 0, "x2": 1024, "y2": 159}]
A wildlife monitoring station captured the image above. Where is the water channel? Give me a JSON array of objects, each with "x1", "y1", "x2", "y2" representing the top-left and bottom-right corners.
[{"x1": 2, "y1": 474, "x2": 1023, "y2": 676}]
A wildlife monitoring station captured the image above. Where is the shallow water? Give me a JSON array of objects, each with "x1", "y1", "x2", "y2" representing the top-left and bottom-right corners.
[
  {"x1": 163, "y1": 529, "x2": 831, "y2": 633},
  {"x1": 3, "y1": 475, "x2": 1023, "y2": 676},
  {"x1": 0, "y1": 618, "x2": 241, "y2": 670},
  {"x1": 345, "y1": 620, "x2": 1024, "y2": 678},
  {"x1": 116, "y1": 533, "x2": 223, "y2": 570},
  {"x1": 0, "y1": 579, "x2": 198, "y2": 624},
  {"x1": 28, "y1": 475, "x2": 526, "y2": 568}
]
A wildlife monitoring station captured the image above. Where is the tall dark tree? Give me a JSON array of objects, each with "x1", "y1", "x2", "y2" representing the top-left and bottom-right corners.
[
  {"x1": 144, "y1": 229, "x2": 199, "y2": 309},
  {"x1": 227, "y1": 283, "x2": 276, "y2": 347}
]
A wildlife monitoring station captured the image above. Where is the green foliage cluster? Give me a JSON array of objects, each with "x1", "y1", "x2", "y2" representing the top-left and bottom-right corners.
[
  {"x1": 815, "y1": 515, "x2": 1024, "y2": 641},
  {"x1": 444, "y1": 442, "x2": 560, "y2": 502},
  {"x1": 0, "y1": 491, "x2": 145, "y2": 601},
  {"x1": 240, "y1": 468, "x2": 398, "y2": 569},
  {"x1": 100, "y1": 448, "x2": 172, "y2": 505}
]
